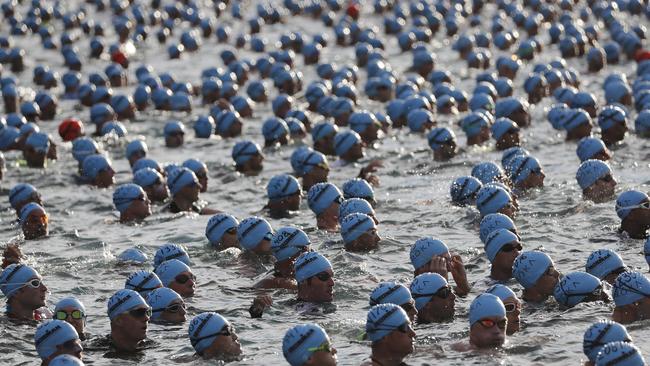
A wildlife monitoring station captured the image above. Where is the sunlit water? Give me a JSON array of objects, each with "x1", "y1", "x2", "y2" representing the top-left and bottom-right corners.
[{"x1": 1, "y1": 1, "x2": 650, "y2": 365}]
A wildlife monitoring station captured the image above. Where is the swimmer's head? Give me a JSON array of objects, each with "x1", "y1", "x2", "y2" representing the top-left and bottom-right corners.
[
  {"x1": 512, "y1": 251, "x2": 554, "y2": 289},
  {"x1": 612, "y1": 271, "x2": 650, "y2": 306},
  {"x1": 205, "y1": 213, "x2": 239, "y2": 249},
  {"x1": 153, "y1": 243, "x2": 190, "y2": 268},
  {"x1": 449, "y1": 176, "x2": 482, "y2": 206},
  {"x1": 282, "y1": 323, "x2": 333, "y2": 366},
  {"x1": 237, "y1": 216, "x2": 273, "y2": 253},
  {"x1": 479, "y1": 213, "x2": 517, "y2": 244},
  {"x1": 34, "y1": 320, "x2": 81, "y2": 361},
  {"x1": 365, "y1": 303, "x2": 410, "y2": 343},
  {"x1": 106, "y1": 289, "x2": 149, "y2": 321},
  {"x1": 271, "y1": 227, "x2": 310, "y2": 262},
  {"x1": 409, "y1": 237, "x2": 449, "y2": 272},
  {"x1": 553, "y1": 271, "x2": 605, "y2": 307},
  {"x1": 125, "y1": 270, "x2": 163, "y2": 297},
  {"x1": 583, "y1": 321, "x2": 632, "y2": 363},
  {"x1": 586, "y1": 249, "x2": 627, "y2": 282}
]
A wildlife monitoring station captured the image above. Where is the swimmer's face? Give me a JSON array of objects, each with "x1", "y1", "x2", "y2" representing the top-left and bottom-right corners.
[
  {"x1": 24, "y1": 146, "x2": 46, "y2": 168},
  {"x1": 306, "y1": 342, "x2": 337, "y2": 366},
  {"x1": 537, "y1": 265, "x2": 561, "y2": 296},
  {"x1": 522, "y1": 169, "x2": 545, "y2": 189},
  {"x1": 383, "y1": 321, "x2": 416, "y2": 356},
  {"x1": 53, "y1": 338, "x2": 83, "y2": 362},
  {"x1": 493, "y1": 241, "x2": 521, "y2": 277},
  {"x1": 322, "y1": 200, "x2": 340, "y2": 222},
  {"x1": 401, "y1": 300, "x2": 418, "y2": 323},
  {"x1": 121, "y1": 306, "x2": 150, "y2": 341},
  {"x1": 165, "y1": 132, "x2": 184, "y2": 148},
  {"x1": 306, "y1": 165, "x2": 329, "y2": 183},
  {"x1": 203, "y1": 325, "x2": 242, "y2": 359},
  {"x1": 95, "y1": 166, "x2": 115, "y2": 188},
  {"x1": 422, "y1": 286, "x2": 455, "y2": 321},
  {"x1": 585, "y1": 174, "x2": 617, "y2": 203},
  {"x1": 344, "y1": 143, "x2": 364, "y2": 162},
  {"x1": 253, "y1": 237, "x2": 272, "y2": 255},
  {"x1": 306, "y1": 269, "x2": 335, "y2": 303},
  {"x1": 195, "y1": 169, "x2": 208, "y2": 193},
  {"x1": 362, "y1": 123, "x2": 380, "y2": 143},
  {"x1": 249, "y1": 153, "x2": 264, "y2": 171},
  {"x1": 23, "y1": 209, "x2": 48, "y2": 240},
  {"x1": 358, "y1": 228, "x2": 381, "y2": 250},
  {"x1": 170, "y1": 271, "x2": 196, "y2": 298},
  {"x1": 502, "y1": 297, "x2": 521, "y2": 335},
  {"x1": 150, "y1": 180, "x2": 170, "y2": 202},
  {"x1": 603, "y1": 123, "x2": 628, "y2": 143},
  {"x1": 160, "y1": 299, "x2": 186, "y2": 323},
  {"x1": 57, "y1": 306, "x2": 86, "y2": 338},
  {"x1": 179, "y1": 182, "x2": 201, "y2": 203},
  {"x1": 497, "y1": 130, "x2": 520, "y2": 150},
  {"x1": 128, "y1": 151, "x2": 146, "y2": 167},
  {"x1": 229, "y1": 120, "x2": 243, "y2": 137},
  {"x1": 435, "y1": 140, "x2": 457, "y2": 161},
  {"x1": 17, "y1": 276, "x2": 48, "y2": 309},
  {"x1": 284, "y1": 191, "x2": 302, "y2": 211},
  {"x1": 218, "y1": 229, "x2": 239, "y2": 250},
  {"x1": 498, "y1": 201, "x2": 518, "y2": 220},
  {"x1": 128, "y1": 193, "x2": 152, "y2": 220},
  {"x1": 470, "y1": 316, "x2": 507, "y2": 348}
]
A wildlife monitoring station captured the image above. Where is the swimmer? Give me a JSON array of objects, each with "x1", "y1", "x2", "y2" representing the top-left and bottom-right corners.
[
  {"x1": 2, "y1": 244, "x2": 23, "y2": 268},
  {"x1": 576, "y1": 160, "x2": 617, "y2": 203},
  {"x1": 82, "y1": 154, "x2": 115, "y2": 188},
  {"x1": 307, "y1": 182, "x2": 343, "y2": 231},
  {"x1": 479, "y1": 213, "x2": 519, "y2": 244},
  {"x1": 409, "y1": 238, "x2": 470, "y2": 295},
  {"x1": 54, "y1": 297, "x2": 87, "y2": 340},
  {"x1": 450, "y1": 176, "x2": 483, "y2": 206},
  {"x1": 476, "y1": 185, "x2": 519, "y2": 219},
  {"x1": 154, "y1": 259, "x2": 196, "y2": 298},
  {"x1": 491, "y1": 118, "x2": 521, "y2": 150},
  {"x1": 342, "y1": 178, "x2": 376, "y2": 207},
  {"x1": 232, "y1": 140, "x2": 264, "y2": 175},
  {"x1": 125, "y1": 140, "x2": 147, "y2": 167},
  {"x1": 350, "y1": 111, "x2": 382, "y2": 144},
  {"x1": 23, "y1": 132, "x2": 51, "y2": 168},
  {"x1": 262, "y1": 117, "x2": 290, "y2": 147},
  {"x1": 553, "y1": 271, "x2": 610, "y2": 308},
  {"x1": 334, "y1": 130, "x2": 364, "y2": 163},
  {"x1": 166, "y1": 167, "x2": 219, "y2": 214},
  {"x1": 153, "y1": 244, "x2": 191, "y2": 268},
  {"x1": 598, "y1": 105, "x2": 628, "y2": 146},
  {"x1": 496, "y1": 97, "x2": 531, "y2": 128},
  {"x1": 512, "y1": 251, "x2": 561, "y2": 303},
  {"x1": 586, "y1": 249, "x2": 628, "y2": 285},
  {"x1": 361, "y1": 304, "x2": 415, "y2": 366},
  {"x1": 124, "y1": 270, "x2": 163, "y2": 297},
  {"x1": 71, "y1": 138, "x2": 100, "y2": 173},
  {"x1": 9, "y1": 183, "x2": 43, "y2": 217},
  {"x1": 505, "y1": 155, "x2": 545, "y2": 192},
  {"x1": 146, "y1": 287, "x2": 186, "y2": 324},
  {"x1": 107, "y1": 289, "x2": 151, "y2": 352},
  {"x1": 113, "y1": 184, "x2": 151, "y2": 223},
  {"x1": 295, "y1": 251, "x2": 335, "y2": 304},
  {"x1": 117, "y1": 248, "x2": 148, "y2": 264},
  {"x1": 369, "y1": 282, "x2": 418, "y2": 322},
  {"x1": 182, "y1": 158, "x2": 209, "y2": 193},
  {"x1": 340, "y1": 213, "x2": 380, "y2": 252},
  {"x1": 576, "y1": 137, "x2": 612, "y2": 162},
  {"x1": 594, "y1": 341, "x2": 645, "y2": 366},
  {"x1": 484, "y1": 229, "x2": 522, "y2": 281},
  {"x1": 455, "y1": 293, "x2": 507, "y2": 351},
  {"x1": 256, "y1": 227, "x2": 310, "y2": 289},
  {"x1": 612, "y1": 271, "x2": 650, "y2": 324},
  {"x1": 0, "y1": 264, "x2": 48, "y2": 320},
  {"x1": 583, "y1": 320, "x2": 632, "y2": 366},
  {"x1": 188, "y1": 312, "x2": 242, "y2": 360},
  {"x1": 562, "y1": 109, "x2": 593, "y2": 141},
  {"x1": 311, "y1": 121, "x2": 338, "y2": 156},
  {"x1": 266, "y1": 174, "x2": 301, "y2": 218},
  {"x1": 283, "y1": 323, "x2": 337, "y2": 366},
  {"x1": 486, "y1": 284, "x2": 521, "y2": 335},
  {"x1": 133, "y1": 168, "x2": 169, "y2": 203},
  {"x1": 20, "y1": 202, "x2": 49, "y2": 240},
  {"x1": 35, "y1": 320, "x2": 83, "y2": 366},
  {"x1": 461, "y1": 112, "x2": 491, "y2": 146},
  {"x1": 410, "y1": 272, "x2": 456, "y2": 323},
  {"x1": 339, "y1": 198, "x2": 379, "y2": 226},
  {"x1": 299, "y1": 150, "x2": 330, "y2": 192},
  {"x1": 237, "y1": 216, "x2": 273, "y2": 255},
  {"x1": 615, "y1": 190, "x2": 650, "y2": 239},
  {"x1": 205, "y1": 213, "x2": 240, "y2": 250},
  {"x1": 427, "y1": 127, "x2": 457, "y2": 161},
  {"x1": 164, "y1": 121, "x2": 185, "y2": 148}
]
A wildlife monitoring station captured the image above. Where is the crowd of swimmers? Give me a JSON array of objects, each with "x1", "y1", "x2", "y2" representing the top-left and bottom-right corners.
[{"x1": 1, "y1": 0, "x2": 650, "y2": 365}]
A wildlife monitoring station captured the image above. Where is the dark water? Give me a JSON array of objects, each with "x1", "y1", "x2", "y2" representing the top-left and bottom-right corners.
[{"x1": 1, "y1": 1, "x2": 650, "y2": 365}]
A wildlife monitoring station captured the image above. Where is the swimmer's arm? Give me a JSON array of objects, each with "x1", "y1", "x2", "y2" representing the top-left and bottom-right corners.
[
  {"x1": 254, "y1": 276, "x2": 297, "y2": 290},
  {"x1": 449, "y1": 255, "x2": 471, "y2": 296},
  {"x1": 358, "y1": 159, "x2": 383, "y2": 186},
  {"x1": 199, "y1": 207, "x2": 221, "y2": 215},
  {"x1": 249, "y1": 294, "x2": 273, "y2": 318}
]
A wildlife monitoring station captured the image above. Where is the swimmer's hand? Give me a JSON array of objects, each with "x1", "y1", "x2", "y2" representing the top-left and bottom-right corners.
[
  {"x1": 448, "y1": 255, "x2": 470, "y2": 296},
  {"x1": 427, "y1": 257, "x2": 449, "y2": 279},
  {"x1": 249, "y1": 295, "x2": 272, "y2": 318},
  {"x1": 359, "y1": 159, "x2": 383, "y2": 186}
]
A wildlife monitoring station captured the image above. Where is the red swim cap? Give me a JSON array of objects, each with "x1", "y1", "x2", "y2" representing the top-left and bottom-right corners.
[{"x1": 58, "y1": 118, "x2": 84, "y2": 141}]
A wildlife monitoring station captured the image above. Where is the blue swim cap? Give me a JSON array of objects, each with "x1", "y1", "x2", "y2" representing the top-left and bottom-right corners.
[
  {"x1": 576, "y1": 159, "x2": 612, "y2": 190},
  {"x1": 406, "y1": 109, "x2": 434, "y2": 132},
  {"x1": 554, "y1": 271, "x2": 603, "y2": 307},
  {"x1": 495, "y1": 97, "x2": 526, "y2": 119},
  {"x1": 369, "y1": 282, "x2": 413, "y2": 307},
  {"x1": 461, "y1": 112, "x2": 490, "y2": 138},
  {"x1": 410, "y1": 272, "x2": 448, "y2": 311},
  {"x1": 90, "y1": 103, "x2": 115, "y2": 125},
  {"x1": 9, "y1": 183, "x2": 38, "y2": 209},
  {"x1": 409, "y1": 238, "x2": 449, "y2": 271},
  {"x1": 311, "y1": 121, "x2": 338, "y2": 143},
  {"x1": 133, "y1": 168, "x2": 163, "y2": 188},
  {"x1": 334, "y1": 130, "x2": 361, "y2": 157},
  {"x1": 486, "y1": 284, "x2": 518, "y2": 302},
  {"x1": 182, "y1": 159, "x2": 207, "y2": 176},
  {"x1": 469, "y1": 293, "x2": 506, "y2": 325},
  {"x1": 188, "y1": 312, "x2": 230, "y2": 354},
  {"x1": 605, "y1": 83, "x2": 632, "y2": 105},
  {"x1": 469, "y1": 93, "x2": 495, "y2": 113},
  {"x1": 25, "y1": 132, "x2": 50, "y2": 153},
  {"x1": 577, "y1": 137, "x2": 608, "y2": 162},
  {"x1": 146, "y1": 287, "x2": 182, "y2": 321},
  {"x1": 299, "y1": 150, "x2": 329, "y2": 176},
  {"x1": 267, "y1": 174, "x2": 300, "y2": 201},
  {"x1": 472, "y1": 162, "x2": 505, "y2": 185},
  {"x1": 101, "y1": 121, "x2": 128, "y2": 137},
  {"x1": 341, "y1": 212, "x2": 376, "y2": 243},
  {"x1": 107, "y1": 289, "x2": 148, "y2": 321},
  {"x1": 294, "y1": 251, "x2": 332, "y2": 283},
  {"x1": 342, "y1": 178, "x2": 374, "y2": 201},
  {"x1": 584, "y1": 321, "x2": 632, "y2": 363},
  {"x1": 339, "y1": 198, "x2": 375, "y2": 223},
  {"x1": 237, "y1": 216, "x2": 273, "y2": 251},
  {"x1": 561, "y1": 109, "x2": 592, "y2": 132},
  {"x1": 164, "y1": 164, "x2": 182, "y2": 178},
  {"x1": 262, "y1": 117, "x2": 289, "y2": 142},
  {"x1": 117, "y1": 248, "x2": 148, "y2": 263},
  {"x1": 427, "y1": 127, "x2": 455, "y2": 150},
  {"x1": 595, "y1": 341, "x2": 644, "y2": 366},
  {"x1": 491, "y1": 118, "x2": 519, "y2": 141},
  {"x1": 307, "y1": 183, "x2": 342, "y2": 215},
  {"x1": 55, "y1": 297, "x2": 86, "y2": 315},
  {"x1": 271, "y1": 227, "x2": 310, "y2": 262},
  {"x1": 366, "y1": 304, "x2": 410, "y2": 342},
  {"x1": 155, "y1": 259, "x2": 192, "y2": 287},
  {"x1": 20, "y1": 202, "x2": 45, "y2": 224},
  {"x1": 113, "y1": 184, "x2": 146, "y2": 213},
  {"x1": 512, "y1": 251, "x2": 554, "y2": 289},
  {"x1": 167, "y1": 167, "x2": 199, "y2": 195},
  {"x1": 598, "y1": 105, "x2": 627, "y2": 131},
  {"x1": 0, "y1": 264, "x2": 40, "y2": 299},
  {"x1": 476, "y1": 185, "x2": 512, "y2": 217},
  {"x1": 215, "y1": 110, "x2": 241, "y2": 135},
  {"x1": 484, "y1": 229, "x2": 519, "y2": 263},
  {"x1": 153, "y1": 244, "x2": 190, "y2": 268},
  {"x1": 282, "y1": 323, "x2": 330, "y2": 366},
  {"x1": 125, "y1": 270, "x2": 162, "y2": 296},
  {"x1": 126, "y1": 140, "x2": 148, "y2": 160},
  {"x1": 194, "y1": 115, "x2": 215, "y2": 138},
  {"x1": 0, "y1": 126, "x2": 19, "y2": 149},
  {"x1": 506, "y1": 155, "x2": 542, "y2": 184},
  {"x1": 205, "y1": 213, "x2": 239, "y2": 247},
  {"x1": 164, "y1": 121, "x2": 185, "y2": 137},
  {"x1": 232, "y1": 140, "x2": 262, "y2": 166},
  {"x1": 49, "y1": 355, "x2": 83, "y2": 366},
  {"x1": 613, "y1": 271, "x2": 650, "y2": 306},
  {"x1": 131, "y1": 158, "x2": 161, "y2": 174},
  {"x1": 479, "y1": 213, "x2": 517, "y2": 244},
  {"x1": 35, "y1": 320, "x2": 79, "y2": 360},
  {"x1": 586, "y1": 249, "x2": 626, "y2": 280},
  {"x1": 349, "y1": 111, "x2": 380, "y2": 134},
  {"x1": 450, "y1": 176, "x2": 483, "y2": 205},
  {"x1": 19, "y1": 122, "x2": 40, "y2": 138},
  {"x1": 500, "y1": 147, "x2": 529, "y2": 168},
  {"x1": 82, "y1": 154, "x2": 112, "y2": 180},
  {"x1": 615, "y1": 190, "x2": 649, "y2": 220}
]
